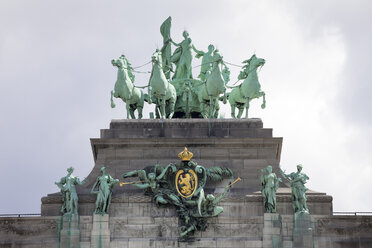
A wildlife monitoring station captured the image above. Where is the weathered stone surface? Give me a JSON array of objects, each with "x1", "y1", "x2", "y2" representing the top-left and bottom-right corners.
[
  {"x1": 5, "y1": 119, "x2": 372, "y2": 247},
  {"x1": 91, "y1": 214, "x2": 110, "y2": 248},
  {"x1": 60, "y1": 214, "x2": 80, "y2": 248}
]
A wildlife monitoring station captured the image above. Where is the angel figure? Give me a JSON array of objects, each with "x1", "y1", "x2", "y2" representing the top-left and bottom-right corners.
[{"x1": 122, "y1": 165, "x2": 181, "y2": 207}]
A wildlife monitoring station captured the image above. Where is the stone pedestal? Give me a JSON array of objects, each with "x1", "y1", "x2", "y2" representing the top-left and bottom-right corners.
[
  {"x1": 60, "y1": 214, "x2": 80, "y2": 248},
  {"x1": 293, "y1": 212, "x2": 314, "y2": 248},
  {"x1": 90, "y1": 214, "x2": 110, "y2": 248},
  {"x1": 263, "y1": 213, "x2": 283, "y2": 248}
]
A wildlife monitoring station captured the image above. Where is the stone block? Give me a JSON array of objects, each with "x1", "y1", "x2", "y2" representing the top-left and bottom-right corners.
[
  {"x1": 128, "y1": 238, "x2": 156, "y2": 248},
  {"x1": 91, "y1": 214, "x2": 110, "y2": 248},
  {"x1": 60, "y1": 214, "x2": 80, "y2": 248},
  {"x1": 236, "y1": 223, "x2": 263, "y2": 238},
  {"x1": 216, "y1": 238, "x2": 248, "y2": 247},
  {"x1": 112, "y1": 224, "x2": 143, "y2": 238},
  {"x1": 127, "y1": 216, "x2": 154, "y2": 224}
]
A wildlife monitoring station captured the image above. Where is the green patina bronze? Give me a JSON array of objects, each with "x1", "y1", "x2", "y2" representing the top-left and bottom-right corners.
[
  {"x1": 111, "y1": 17, "x2": 267, "y2": 119},
  {"x1": 228, "y1": 54, "x2": 266, "y2": 119},
  {"x1": 260, "y1": 165, "x2": 281, "y2": 213},
  {"x1": 121, "y1": 148, "x2": 235, "y2": 239},
  {"x1": 280, "y1": 164, "x2": 310, "y2": 213},
  {"x1": 91, "y1": 166, "x2": 119, "y2": 215},
  {"x1": 160, "y1": 16, "x2": 173, "y2": 80},
  {"x1": 148, "y1": 49, "x2": 177, "y2": 119},
  {"x1": 55, "y1": 167, "x2": 86, "y2": 215},
  {"x1": 110, "y1": 55, "x2": 145, "y2": 119},
  {"x1": 197, "y1": 49, "x2": 227, "y2": 118}
]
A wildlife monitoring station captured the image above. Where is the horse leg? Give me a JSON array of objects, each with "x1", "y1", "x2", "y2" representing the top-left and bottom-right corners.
[
  {"x1": 125, "y1": 103, "x2": 130, "y2": 119},
  {"x1": 244, "y1": 97, "x2": 250, "y2": 119},
  {"x1": 214, "y1": 101, "x2": 220, "y2": 118},
  {"x1": 209, "y1": 96, "x2": 214, "y2": 119},
  {"x1": 200, "y1": 101, "x2": 207, "y2": 119},
  {"x1": 161, "y1": 95, "x2": 166, "y2": 119},
  {"x1": 231, "y1": 103, "x2": 236, "y2": 118},
  {"x1": 110, "y1": 90, "x2": 116, "y2": 108},
  {"x1": 129, "y1": 107, "x2": 135, "y2": 119},
  {"x1": 261, "y1": 91, "x2": 266, "y2": 109},
  {"x1": 168, "y1": 98, "x2": 175, "y2": 119},
  {"x1": 237, "y1": 107, "x2": 244, "y2": 119},
  {"x1": 137, "y1": 106, "x2": 143, "y2": 119}
]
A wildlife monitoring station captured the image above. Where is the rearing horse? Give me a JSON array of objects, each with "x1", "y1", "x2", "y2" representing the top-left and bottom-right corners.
[
  {"x1": 228, "y1": 54, "x2": 266, "y2": 118},
  {"x1": 197, "y1": 50, "x2": 227, "y2": 118},
  {"x1": 110, "y1": 56, "x2": 144, "y2": 119},
  {"x1": 148, "y1": 50, "x2": 177, "y2": 119}
]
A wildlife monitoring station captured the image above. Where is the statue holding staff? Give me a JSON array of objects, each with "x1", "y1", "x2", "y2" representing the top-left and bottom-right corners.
[
  {"x1": 91, "y1": 166, "x2": 119, "y2": 215},
  {"x1": 55, "y1": 167, "x2": 85, "y2": 215},
  {"x1": 280, "y1": 164, "x2": 309, "y2": 213}
]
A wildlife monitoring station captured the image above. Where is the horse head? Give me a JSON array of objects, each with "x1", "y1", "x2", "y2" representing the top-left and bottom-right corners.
[
  {"x1": 151, "y1": 49, "x2": 163, "y2": 68},
  {"x1": 111, "y1": 56, "x2": 126, "y2": 69},
  {"x1": 244, "y1": 54, "x2": 265, "y2": 70}
]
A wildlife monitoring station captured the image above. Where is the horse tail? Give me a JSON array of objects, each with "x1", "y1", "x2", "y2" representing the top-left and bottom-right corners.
[{"x1": 110, "y1": 90, "x2": 116, "y2": 108}]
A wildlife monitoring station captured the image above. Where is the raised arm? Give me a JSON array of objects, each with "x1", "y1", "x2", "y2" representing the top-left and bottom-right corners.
[
  {"x1": 192, "y1": 45, "x2": 204, "y2": 57},
  {"x1": 170, "y1": 39, "x2": 181, "y2": 47},
  {"x1": 132, "y1": 182, "x2": 150, "y2": 189}
]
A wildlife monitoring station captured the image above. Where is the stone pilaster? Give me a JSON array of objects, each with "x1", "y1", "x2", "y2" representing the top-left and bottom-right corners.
[
  {"x1": 60, "y1": 214, "x2": 80, "y2": 248},
  {"x1": 293, "y1": 212, "x2": 314, "y2": 248},
  {"x1": 263, "y1": 213, "x2": 282, "y2": 248},
  {"x1": 90, "y1": 214, "x2": 110, "y2": 248}
]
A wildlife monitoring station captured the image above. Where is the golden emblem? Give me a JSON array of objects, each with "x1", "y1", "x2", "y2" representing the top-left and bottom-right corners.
[
  {"x1": 178, "y1": 147, "x2": 194, "y2": 161},
  {"x1": 175, "y1": 169, "x2": 198, "y2": 198}
]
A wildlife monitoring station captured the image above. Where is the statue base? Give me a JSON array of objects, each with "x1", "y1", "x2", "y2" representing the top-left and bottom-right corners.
[
  {"x1": 59, "y1": 214, "x2": 80, "y2": 248},
  {"x1": 91, "y1": 214, "x2": 110, "y2": 248},
  {"x1": 263, "y1": 213, "x2": 282, "y2": 248},
  {"x1": 293, "y1": 212, "x2": 314, "y2": 248}
]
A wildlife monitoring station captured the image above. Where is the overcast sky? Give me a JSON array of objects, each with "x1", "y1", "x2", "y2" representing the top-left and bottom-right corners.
[{"x1": 0, "y1": 0, "x2": 371, "y2": 214}]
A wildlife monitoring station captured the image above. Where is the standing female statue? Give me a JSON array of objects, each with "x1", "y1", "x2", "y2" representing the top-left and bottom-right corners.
[
  {"x1": 260, "y1": 165, "x2": 281, "y2": 213},
  {"x1": 55, "y1": 167, "x2": 85, "y2": 215},
  {"x1": 280, "y1": 164, "x2": 310, "y2": 213},
  {"x1": 170, "y1": 30, "x2": 199, "y2": 80},
  {"x1": 91, "y1": 166, "x2": 119, "y2": 215}
]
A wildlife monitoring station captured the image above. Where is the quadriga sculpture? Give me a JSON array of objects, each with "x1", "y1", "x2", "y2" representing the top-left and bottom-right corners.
[
  {"x1": 110, "y1": 55, "x2": 145, "y2": 119},
  {"x1": 148, "y1": 49, "x2": 177, "y2": 119},
  {"x1": 228, "y1": 54, "x2": 266, "y2": 118},
  {"x1": 197, "y1": 49, "x2": 227, "y2": 118}
]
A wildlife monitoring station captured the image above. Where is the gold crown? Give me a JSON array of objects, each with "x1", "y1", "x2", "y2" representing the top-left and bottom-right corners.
[{"x1": 178, "y1": 147, "x2": 193, "y2": 161}]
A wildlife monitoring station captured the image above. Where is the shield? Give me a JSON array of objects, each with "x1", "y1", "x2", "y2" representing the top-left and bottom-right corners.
[{"x1": 175, "y1": 169, "x2": 198, "y2": 198}]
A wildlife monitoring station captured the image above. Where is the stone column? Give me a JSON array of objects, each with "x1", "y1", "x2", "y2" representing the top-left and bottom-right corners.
[
  {"x1": 90, "y1": 214, "x2": 110, "y2": 248},
  {"x1": 263, "y1": 213, "x2": 282, "y2": 248},
  {"x1": 60, "y1": 214, "x2": 80, "y2": 248},
  {"x1": 293, "y1": 212, "x2": 314, "y2": 248}
]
